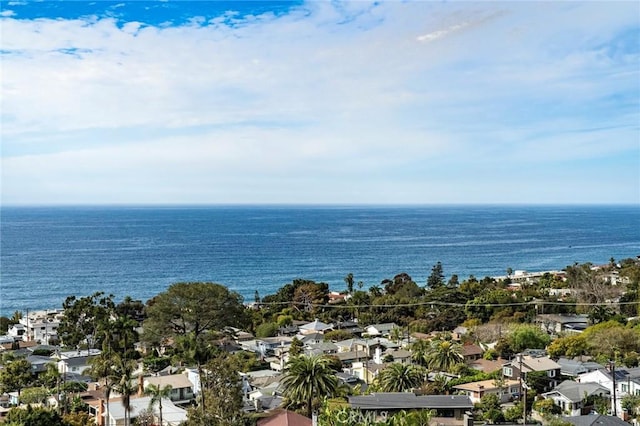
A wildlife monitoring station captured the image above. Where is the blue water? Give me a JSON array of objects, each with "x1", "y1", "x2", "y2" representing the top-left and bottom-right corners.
[{"x1": 1, "y1": 205, "x2": 639, "y2": 316}]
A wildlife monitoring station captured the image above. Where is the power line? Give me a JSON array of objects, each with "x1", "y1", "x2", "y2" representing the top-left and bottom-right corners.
[{"x1": 253, "y1": 299, "x2": 640, "y2": 309}]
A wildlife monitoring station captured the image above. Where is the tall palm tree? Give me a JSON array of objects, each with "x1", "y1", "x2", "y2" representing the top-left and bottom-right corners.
[
  {"x1": 281, "y1": 354, "x2": 339, "y2": 418},
  {"x1": 145, "y1": 383, "x2": 172, "y2": 426},
  {"x1": 375, "y1": 363, "x2": 426, "y2": 393},
  {"x1": 89, "y1": 338, "x2": 117, "y2": 423},
  {"x1": 111, "y1": 355, "x2": 137, "y2": 426},
  {"x1": 427, "y1": 339, "x2": 463, "y2": 373},
  {"x1": 410, "y1": 339, "x2": 430, "y2": 367}
]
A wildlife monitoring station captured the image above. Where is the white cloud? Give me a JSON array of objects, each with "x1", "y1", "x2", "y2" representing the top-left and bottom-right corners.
[{"x1": 1, "y1": 1, "x2": 639, "y2": 204}]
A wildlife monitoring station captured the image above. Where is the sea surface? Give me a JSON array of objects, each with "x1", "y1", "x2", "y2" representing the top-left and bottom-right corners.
[{"x1": 1, "y1": 205, "x2": 638, "y2": 316}]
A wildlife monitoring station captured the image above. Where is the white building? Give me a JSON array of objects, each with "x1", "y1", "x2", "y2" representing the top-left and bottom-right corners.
[{"x1": 15, "y1": 310, "x2": 64, "y2": 344}]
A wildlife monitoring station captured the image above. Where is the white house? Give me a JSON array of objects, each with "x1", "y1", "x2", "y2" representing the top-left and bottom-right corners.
[
  {"x1": 100, "y1": 396, "x2": 187, "y2": 426},
  {"x1": 15, "y1": 310, "x2": 63, "y2": 344},
  {"x1": 56, "y1": 348, "x2": 101, "y2": 376},
  {"x1": 578, "y1": 367, "x2": 640, "y2": 418},
  {"x1": 542, "y1": 380, "x2": 610, "y2": 416}
]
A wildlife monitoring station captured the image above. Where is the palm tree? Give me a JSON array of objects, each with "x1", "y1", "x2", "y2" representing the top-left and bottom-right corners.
[
  {"x1": 427, "y1": 339, "x2": 463, "y2": 373},
  {"x1": 281, "y1": 354, "x2": 339, "y2": 418},
  {"x1": 111, "y1": 355, "x2": 137, "y2": 426},
  {"x1": 145, "y1": 383, "x2": 172, "y2": 426},
  {"x1": 175, "y1": 332, "x2": 217, "y2": 415},
  {"x1": 344, "y1": 273, "x2": 354, "y2": 294},
  {"x1": 410, "y1": 339, "x2": 430, "y2": 367},
  {"x1": 390, "y1": 327, "x2": 404, "y2": 344},
  {"x1": 375, "y1": 363, "x2": 426, "y2": 393},
  {"x1": 88, "y1": 338, "x2": 118, "y2": 423}
]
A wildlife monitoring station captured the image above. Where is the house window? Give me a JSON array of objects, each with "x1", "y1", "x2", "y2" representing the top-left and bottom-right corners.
[
  {"x1": 621, "y1": 384, "x2": 629, "y2": 393},
  {"x1": 548, "y1": 370, "x2": 556, "y2": 377},
  {"x1": 503, "y1": 367, "x2": 513, "y2": 377}
]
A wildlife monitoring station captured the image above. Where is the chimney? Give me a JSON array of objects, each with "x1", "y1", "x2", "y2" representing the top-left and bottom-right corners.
[
  {"x1": 97, "y1": 399, "x2": 105, "y2": 426},
  {"x1": 253, "y1": 398, "x2": 262, "y2": 412},
  {"x1": 137, "y1": 375, "x2": 144, "y2": 397}
]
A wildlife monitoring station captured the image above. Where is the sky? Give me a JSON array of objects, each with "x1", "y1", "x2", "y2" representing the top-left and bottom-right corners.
[{"x1": 1, "y1": 1, "x2": 639, "y2": 205}]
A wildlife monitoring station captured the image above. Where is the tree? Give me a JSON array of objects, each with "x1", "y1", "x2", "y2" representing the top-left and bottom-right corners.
[
  {"x1": 174, "y1": 332, "x2": 218, "y2": 415},
  {"x1": 111, "y1": 355, "x2": 137, "y2": 426},
  {"x1": 62, "y1": 411, "x2": 94, "y2": 426},
  {"x1": 344, "y1": 273, "x2": 355, "y2": 294},
  {"x1": 281, "y1": 354, "x2": 339, "y2": 418},
  {"x1": 427, "y1": 339, "x2": 464, "y2": 373},
  {"x1": 189, "y1": 355, "x2": 246, "y2": 425},
  {"x1": 389, "y1": 326, "x2": 404, "y2": 344},
  {"x1": 88, "y1": 340, "x2": 118, "y2": 422},
  {"x1": 144, "y1": 282, "x2": 248, "y2": 346},
  {"x1": 4, "y1": 405, "x2": 65, "y2": 426},
  {"x1": 289, "y1": 337, "x2": 304, "y2": 357},
  {"x1": 508, "y1": 324, "x2": 551, "y2": 353},
  {"x1": 145, "y1": 383, "x2": 172, "y2": 426},
  {"x1": 547, "y1": 334, "x2": 587, "y2": 358},
  {"x1": 533, "y1": 398, "x2": 561, "y2": 416},
  {"x1": 20, "y1": 386, "x2": 49, "y2": 405},
  {"x1": 0, "y1": 358, "x2": 33, "y2": 397},
  {"x1": 621, "y1": 394, "x2": 640, "y2": 419},
  {"x1": 376, "y1": 363, "x2": 425, "y2": 393},
  {"x1": 58, "y1": 292, "x2": 115, "y2": 349},
  {"x1": 255, "y1": 322, "x2": 279, "y2": 338},
  {"x1": 410, "y1": 339, "x2": 430, "y2": 367},
  {"x1": 427, "y1": 262, "x2": 445, "y2": 289}
]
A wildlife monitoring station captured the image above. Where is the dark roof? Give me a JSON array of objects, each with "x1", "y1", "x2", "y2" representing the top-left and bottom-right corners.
[
  {"x1": 562, "y1": 415, "x2": 629, "y2": 426},
  {"x1": 61, "y1": 356, "x2": 94, "y2": 367},
  {"x1": 349, "y1": 393, "x2": 473, "y2": 410}
]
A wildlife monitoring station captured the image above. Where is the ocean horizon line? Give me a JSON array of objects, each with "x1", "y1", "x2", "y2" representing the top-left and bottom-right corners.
[{"x1": 2, "y1": 202, "x2": 639, "y2": 209}]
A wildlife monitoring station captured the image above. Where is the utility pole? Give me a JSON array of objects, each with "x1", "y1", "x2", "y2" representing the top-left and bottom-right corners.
[
  {"x1": 611, "y1": 360, "x2": 617, "y2": 417},
  {"x1": 519, "y1": 354, "x2": 527, "y2": 425}
]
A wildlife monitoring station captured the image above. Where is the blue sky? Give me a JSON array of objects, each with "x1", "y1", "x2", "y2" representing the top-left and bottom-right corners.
[{"x1": 1, "y1": 1, "x2": 639, "y2": 205}]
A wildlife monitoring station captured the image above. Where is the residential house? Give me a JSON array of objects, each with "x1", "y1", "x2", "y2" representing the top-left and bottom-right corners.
[
  {"x1": 578, "y1": 367, "x2": 640, "y2": 418},
  {"x1": 348, "y1": 393, "x2": 473, "y2": 420},
  {"x1": 299, "y1": 319, "x2": 332, "y2": 335},
  {"x1": 306, "y1": 341, "x2": 338, "y2": 356},
  {"x1": 460, "y1": 344, "x2": 484, "y2": 363},
  {"x1": 15, "y1": 310, "x2": 63, "y2": 344},
  {"x1": 452, "y1": 379, "x2": 521, "y2": 404},
  {"x1": 96, "y1": 395, "x2": 187, "y2": 426},
  {"x1": 503, "y1": 354, "x2": 561, "y2": 391},
  {"x1": 542, "y1": 380, "x2": 610, "y2": 416},
  {"x1": 535, "y1": 314, "x2": 589, "y2": 334},
  {"x1": 143, "y1": 373, "x2": 195, "y2": 405},
  {"x1": 557, "y1": 358, "x2": 604, "y2": 378},
  {"x1": 562, "y1": 414, "x2": 630, "y2": 426},
  {"x1": 7, "y1": 324, "x2": 26, "y2": 341},
  {"x1": 299, "y1": 333, "x2": 323, "y2": 346},
  {"x1": 468, "y1": 358, "x2": 505, "y2": 374},
  {"x1": 56, "y1": 349, "x2": 101, "y2": 376},
  {"x1": 333, "y1": 320, "x2": 363, "y2": 335},
  {"x1": 26, "y1": 354, "x2": 56, "y2": 375},
  {"x1": 381, "y1": 348, "x2": 412, "y2": 365},
  {"x1": 240, "y1": 336, "x2": 293, "y2": 359},
  {"x1": 365, "y1": 323, "x2": 399, "y2": 338},
  {"x1": 257, "y1": 409, "x2": 311, "y2": 426}
]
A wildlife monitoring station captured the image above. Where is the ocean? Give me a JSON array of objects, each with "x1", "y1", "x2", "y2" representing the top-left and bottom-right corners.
[{"x1": 1, "y1": 205, "x2": 638, "y2": 316}]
